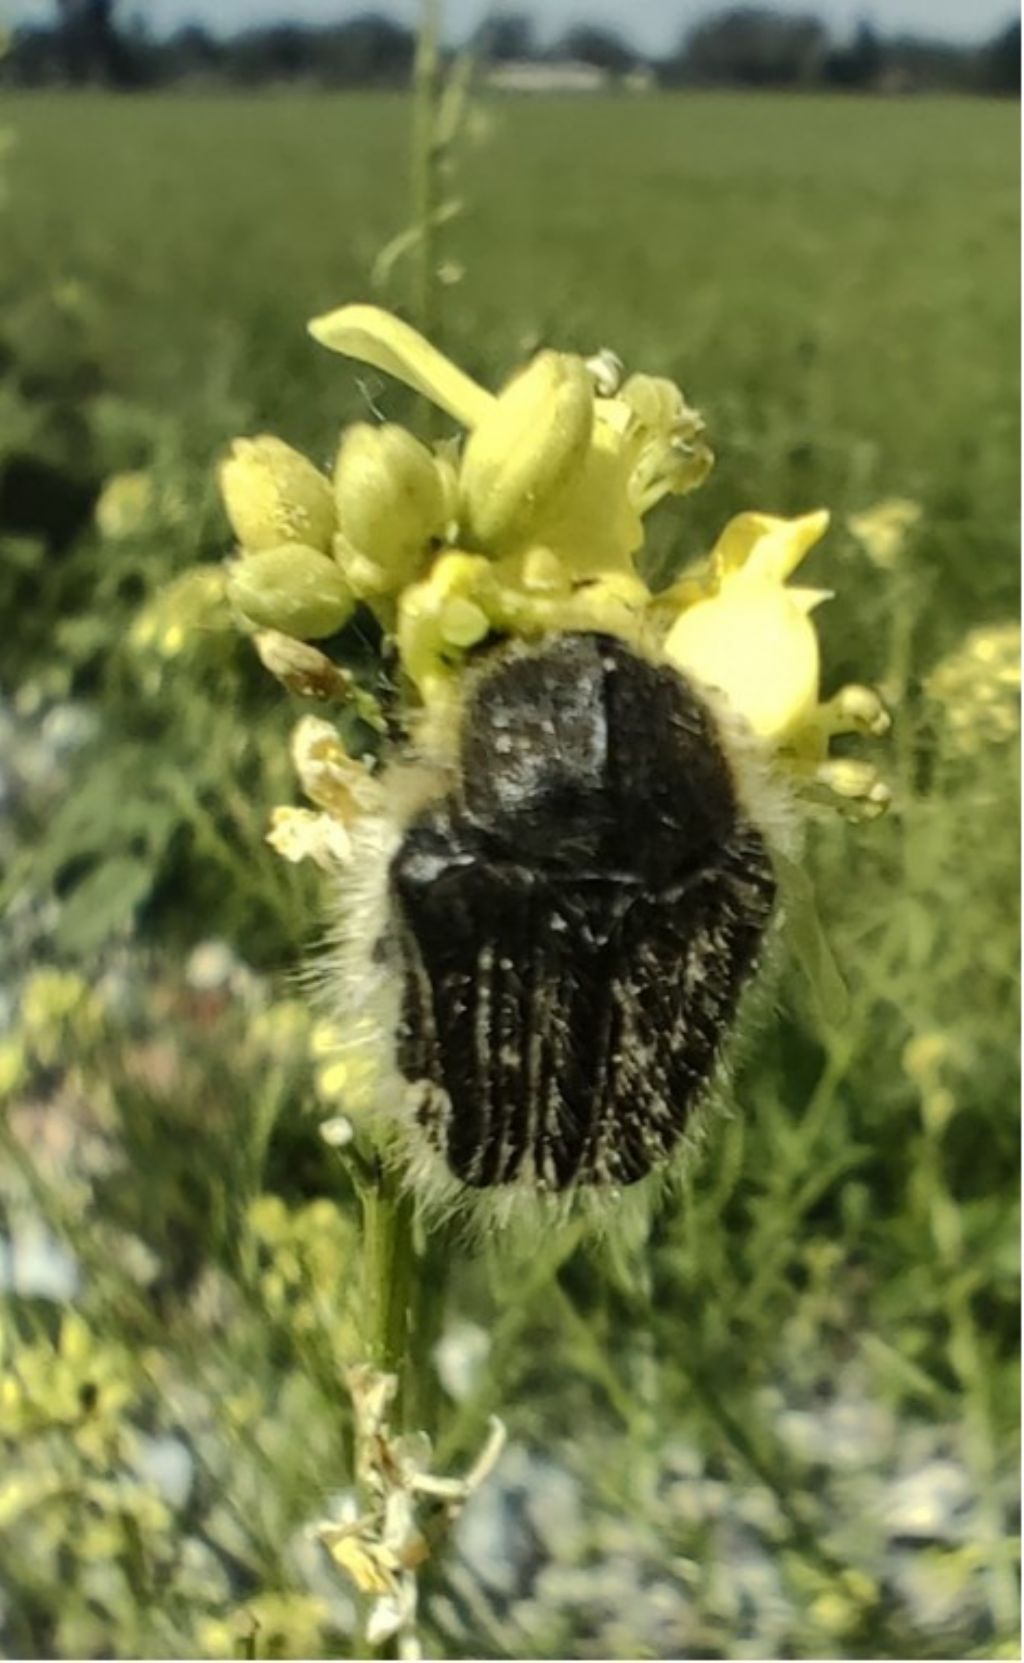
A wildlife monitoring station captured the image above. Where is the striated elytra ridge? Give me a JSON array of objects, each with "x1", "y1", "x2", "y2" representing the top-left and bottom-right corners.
[{"x1": 389, "y1": 632, "x2": 777, "y2": 1190}]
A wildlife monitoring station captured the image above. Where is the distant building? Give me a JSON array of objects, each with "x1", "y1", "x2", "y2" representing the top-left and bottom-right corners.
[
  {"x1": 484, "y1": 59, "x2": 611, "y2": 95},
  {"x1": 623, "y1": 66, "x2": 655, "y2": 94}
]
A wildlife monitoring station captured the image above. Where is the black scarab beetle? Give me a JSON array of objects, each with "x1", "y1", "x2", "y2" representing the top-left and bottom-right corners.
[{"x1": 385, "y1": 631, "x2": 777, "y2": 1192}]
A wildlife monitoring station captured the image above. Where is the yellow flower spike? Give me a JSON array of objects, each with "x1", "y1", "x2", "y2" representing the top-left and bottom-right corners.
[
  {"x1": 459, "y1": 351, "x2": 595, "y2": 554},
  {"x1": 226, "y1": 544, "x2": 355, "y2": 640},
  {"x1": 711, "y1": 508, "x2": 830, "y2": 584},
  {"x1": 308, "y1": 303, "x2": 494, "y2": 430},
  {"x1": 664, "y1": 576, "x2": 821, "y2": 744},
  {"x1": 334, "y1": 422, "x2": 449, "y2": 594},
  {"x1": 787, "y1": 586, "x2": 834, "y2": 615},
  {"x1": 219, "y1": 436, "x2": 336, "y2": 554}
]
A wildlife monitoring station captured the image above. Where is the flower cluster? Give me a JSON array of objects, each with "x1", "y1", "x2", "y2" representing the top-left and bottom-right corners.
[
  {"x1": 925, "y1": 620, "x2": 1020, "y2": 756},
  {"x1": 206, "y1": 303, "x2": 889, "y2": 850}
]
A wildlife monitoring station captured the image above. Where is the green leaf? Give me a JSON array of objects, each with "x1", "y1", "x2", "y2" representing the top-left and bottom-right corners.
[
  {"x1": 55, "y1": 855, "x2": 155, "y2": 955},
  {"x1": 776, "y1": 850, "x2": 849, "y2": 1027}
]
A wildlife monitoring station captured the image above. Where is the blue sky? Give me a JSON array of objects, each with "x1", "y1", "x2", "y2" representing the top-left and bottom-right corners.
[{"x1": 8, "y1": 0, "x2": 1014, "y2": 55}]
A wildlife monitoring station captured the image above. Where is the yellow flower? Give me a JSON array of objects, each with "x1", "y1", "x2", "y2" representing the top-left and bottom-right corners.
[
  {"x1": 657, "y1": 508, "x2": 890, "y2": 813},
  {"x1": 663, "y1": 511, "x2": 831, "y2": 745},
  {"x1": 395, "y1": 550, "x2": 496, "y2": 701}
]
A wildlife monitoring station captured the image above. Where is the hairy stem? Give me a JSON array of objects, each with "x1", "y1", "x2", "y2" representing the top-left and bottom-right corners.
[
  {"x1": 411, "y1": 0, "x2": 442, "y2": 360},
  {"x1": 358, "y1": 0, "x2": 450, "y2": 1442},
  {"x1": 360, "y1": 1161, "x2": 417, "y2": 1408}
]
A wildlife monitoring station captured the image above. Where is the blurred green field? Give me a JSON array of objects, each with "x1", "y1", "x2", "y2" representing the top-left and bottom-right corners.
[{"x1": 0, "y1": 90, "x2": 1019, "y2": 1659}]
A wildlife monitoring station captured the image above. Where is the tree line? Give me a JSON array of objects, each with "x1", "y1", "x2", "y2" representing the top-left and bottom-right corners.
[{"x1": 4, "y1": 3, "x2": 1020, "y2": 96}]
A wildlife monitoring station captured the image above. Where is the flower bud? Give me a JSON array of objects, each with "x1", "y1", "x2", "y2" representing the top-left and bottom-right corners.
[
  {"x1": 397, "y1": 552, "x2": 495, "y2": 698},
  {"x1": 219, "y1": 436, "x2": 336, "y2": 554},
  {"x1": 439, "y1": 597, "x2": 490, "y2": 650},
  {"x1": 334, "y1": 423, "x2": 448, "y2": 594},
  {"x1": 459, "y1": 351, "x2": 594, "y2": 554},
  {"x1": 814, "y1": 759, "x2": 892, "y2": 819},
  {"x1": 95, "y1": 470, "x2": 156, "y2": 540},
  {"x1": 826, "y1": 684, "x2": 891, "y2": 739},
  {"x1": 620, "y1": 373, "x2": 691, "y2": 434},
  {"x1": 227, "y1": 545, "x2": 354, "y2": 640},
  {"x1": 132, "y1": 567, "x2": 229, "y2": 658}
]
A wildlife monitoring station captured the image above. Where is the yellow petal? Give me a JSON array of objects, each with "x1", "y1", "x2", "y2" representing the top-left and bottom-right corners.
[
  {"x1": 308, "y1": 304, "x2": 494, "y2": 430},
  {"x1": 664, "y1": 577, "x2": 821, "y2": 743},
  {"x1": 529, "y1": 416, "x2": 642, "y2": 578},
  {"x1": 326, "y1": 1536, "x2": 397, "y2": 1597},
  {"x1": 711, "y1": 509, "x2": 829, "y2": 585}
]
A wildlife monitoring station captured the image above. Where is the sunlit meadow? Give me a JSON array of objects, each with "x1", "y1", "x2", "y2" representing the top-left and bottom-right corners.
[{"x1": 0, "y1": 87, "x2": 1019, "y2": 1658}]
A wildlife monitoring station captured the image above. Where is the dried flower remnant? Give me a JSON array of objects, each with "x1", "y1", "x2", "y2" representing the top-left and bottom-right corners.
[{"x1": 315, "y1": 1365, "x2": 505, "y2": 1659}]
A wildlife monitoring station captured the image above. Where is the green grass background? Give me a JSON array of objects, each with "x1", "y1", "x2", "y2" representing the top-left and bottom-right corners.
[{"x1": 0, "y1": 90, "x2": 1019, "y2": 1659}]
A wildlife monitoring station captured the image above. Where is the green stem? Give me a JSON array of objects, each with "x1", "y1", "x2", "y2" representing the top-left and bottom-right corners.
[
  {"x1": 406, "y1": 1223, "x2": 452, "y2": 1432},
  {"x1": 411, "y1": 0, "x2": 442, "y2": 359},
  {"x1": 360, "y1": 1161, "x2": 417, "y2": 1412}
]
